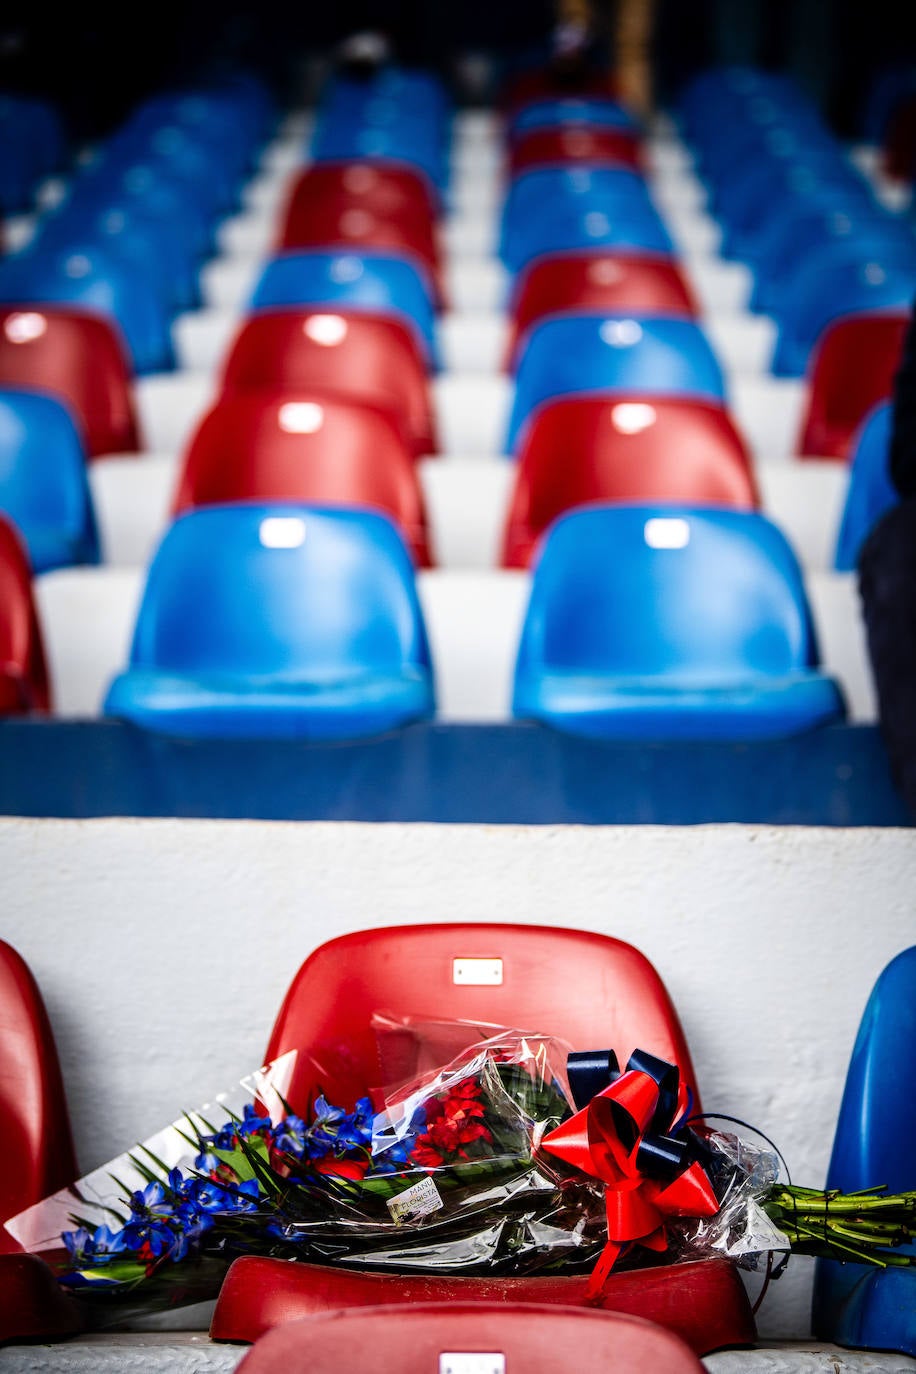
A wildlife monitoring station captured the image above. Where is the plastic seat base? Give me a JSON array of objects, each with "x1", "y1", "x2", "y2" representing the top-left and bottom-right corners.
[
  {"x1": 210, "y1": 1255, "x2": 756, "y2": 1356},
  {"x1": 0, "y1": 1253, "x2": 84, "y2": 1345}
]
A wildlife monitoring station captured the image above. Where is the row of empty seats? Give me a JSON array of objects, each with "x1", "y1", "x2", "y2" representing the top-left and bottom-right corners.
[{"x1": 0, "y1": 63, "x2": 902, "y2": 741}]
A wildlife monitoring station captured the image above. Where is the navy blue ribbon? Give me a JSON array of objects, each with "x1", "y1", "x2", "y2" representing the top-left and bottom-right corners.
[{"x1": 567, "y1": 1047, "x2": 694, "y2": 1183}]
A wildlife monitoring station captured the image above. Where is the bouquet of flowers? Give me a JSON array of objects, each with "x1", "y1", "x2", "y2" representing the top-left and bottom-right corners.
[{"x1": 6, "y1": 1024, "x2": 914, "y2": 1324}]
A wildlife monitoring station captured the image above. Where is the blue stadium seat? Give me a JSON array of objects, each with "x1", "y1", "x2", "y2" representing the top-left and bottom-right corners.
[
  {"x1": 0, "y1": 243, "x2": 173, "y2": 375},
  {"x1": 750, "y1": 207, "x2": 914, "y2": 315},
  {"x1": 0, "y1": 388, "x2": 99, "y2": 573},
  {"x1": 104, "y1": 504, "x2": 435, "y2": 740},
  {"x1": 811, "y1": 946, "x2": 916, "y2": 1358},
  {"x1": 0, "y1": 97, "x2": 64, "y2": 213},
  {"x1": 506, "y1": 314, "x2": 726, "y2": 453},
  {"x1": 250, "y1": 250, "x2": 439, "y2": 367},
  {"x1": 500, "y1": 166, "x2": 665, "y2": 269},
  {"x1": 834, "y1": 403, "x2": 899, "y2": 571},
  {"x1": 100, "y1": 123, "x2": 238, "y2": 217},
  {"x1": 68, "y1": 162, "x2": 213, "y2": 261},
  {"x1": 503, "y1": 200, "x2": 673, "y2": 275},
  {"x1": 772, "y1": 252, "x2": 916, "y2": 378},
  {"x1": 509, "y1": 97, "x2": 641, "y2": 139},
  {"x1": 35, "y1": 200, "x2": 201, "y2": 314},
  {"x1": 511, "y1": 505, "x2": 845, "y2": 739}
]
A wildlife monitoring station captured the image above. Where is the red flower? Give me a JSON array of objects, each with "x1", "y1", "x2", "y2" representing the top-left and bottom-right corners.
[
  {"x1": 409, "y1": 1077, "x2": 493, "y2": 1167},
  {"x1": 311, "y1": 1155, "x2": 370, "y2": 1180}
]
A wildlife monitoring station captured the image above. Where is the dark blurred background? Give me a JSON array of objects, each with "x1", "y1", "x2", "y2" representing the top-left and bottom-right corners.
[{"x1": 2, "y1": 1, "x2": 916, "y2": 139}]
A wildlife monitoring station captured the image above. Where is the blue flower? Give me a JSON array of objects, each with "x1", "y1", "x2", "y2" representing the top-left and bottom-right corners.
[
  {"x1": 62, "y1": 1223, "x2": 128, "y2": 1266},
  {"x1": 271, "y1": 1113, "x2": 308, "y2": 1157}
]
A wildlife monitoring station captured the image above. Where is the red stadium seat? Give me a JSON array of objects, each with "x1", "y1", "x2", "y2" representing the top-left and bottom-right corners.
[
  {"x1": 797, "y1": 311, "x2": 909, "y2": 460},
  {"x1": 219, "y1": 310, "x2": 438, "y2": 458},
  {"x1": 502, "y1": 396, "x2": 759, "y2": 568},
  {"x1": 212, "y1": 1248, "x2": 754, "y2": 1353},
  {"x1": 173, "y1": 391, "x2": 434, "y2": 566},
  {"x1": 509, "y1": 125, "x2": 643, "y2": 175},
  {"x1": 274, "y1": 203, "x2": 444, "y2": 307},
  {"x1": 0, "y1": 307, "x2": 141, "y2": 458},
  {"x1": 0, "y1": 516, "x2": 51, "y2": 714},
  {"x1": 506, "y1": 252, "x2": 699, "y2": 368},
  {"x1": 501, "y1": 69, "x2": 620, "y2": 117},
  {"x1": 233, "y1": 1301, "x2": 708, "y2": 1373},
  {"x1": 277, "y1": 164, "x2": 442, "y2": 303},
  {"x1": 261, "y1": 923, "x2": 698, "y2": 1110},
  {"x1": 278, "y1": 162, "x2": 438, "y2": 233},
  {"x1": 0, "y1": 939, "x2": 76, "y2": 1247},
  {"x1": 0, "y1": 942, "x2": 82, "y2": 1344},
  {"x1": 211, "y1": 926, "x2": 753, "y2": 1354}
]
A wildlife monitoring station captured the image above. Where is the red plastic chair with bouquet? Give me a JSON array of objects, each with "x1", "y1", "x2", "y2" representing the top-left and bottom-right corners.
[
  {"x1": 796, "y1": 311, "x2": 909, "y2": 460},
  {"x1": 505, "y1": 251, "x2": 699, "y2": 370},
  {"x1": 235, "y1": 1302, "x2": 706, "y2": 1374},
  {"x1": 219, "y1": 309, "x2": 438, "y2": 459},
  {"x1": 0, "y1": 940, "x2": 83, "y2": 1343},
  {"x1": 211, "y1": 923, "x2": 756, "y2": 1355},
  {"x1": 0, "y1": 515, "x2": 52, "y2": 716},
  {"x1": 0, "y1": 306, "x2": 142, "y2": 458},
  {"x1": 509, "y1": 125, "x2": 643, "y2": 176},
  {"x1": 501, "y1": 396, "x2": 759, "y2": 567},
  {"x1": 172, "y1": 391, "x2": 434, "y2": 566}
]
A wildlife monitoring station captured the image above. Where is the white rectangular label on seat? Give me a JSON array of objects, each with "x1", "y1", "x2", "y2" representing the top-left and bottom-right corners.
[
  {"x1": 439, "y1": 1356, "x2": 505, "y2": 1374},
  {"x1": 452, "y1": 957, "x2": 503, "y2": 985}
]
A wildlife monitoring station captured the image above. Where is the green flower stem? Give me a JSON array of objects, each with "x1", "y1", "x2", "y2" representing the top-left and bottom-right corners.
[{"x1": 761, "y1": 1185, "x2": 916, "y2": 1267}]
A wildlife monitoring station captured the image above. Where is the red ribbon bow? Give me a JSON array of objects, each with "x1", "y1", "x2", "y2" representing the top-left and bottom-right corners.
[{"x1": 541, "y1": 1061, "x2": 719, "y2": 1299}]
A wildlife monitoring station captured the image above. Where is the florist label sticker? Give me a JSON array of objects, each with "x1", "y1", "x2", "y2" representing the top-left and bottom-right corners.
[{"x1": 387, "y1": 1175, "x2": 444, "y2": 1225}]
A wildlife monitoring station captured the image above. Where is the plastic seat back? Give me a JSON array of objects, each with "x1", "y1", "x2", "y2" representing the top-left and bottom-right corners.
[
  {"x1": 272, "y1": 204, "x2": 442, "y2": 305},
  {"x1": 104, "y1": 504, "x2": 434, "y2": 740},
  {"x1": 507, "y1": 315, "x2": 726, "y2": 454},
  {"x1": 264, "y1": 923, "x2": 698, "y2": 1113},
  {"x1": 236, "y1": 1303, "x2": 705, "y2": 1374},
  {"x1": 0, "y1": 940, "x2": 76, "y2": 1250},
  {"x1": 503, "y1": 397, "x2": 758, "y2": 567},
  {"x1": 834, "y1": 403, "x2": 899, "y2": 571},
  {"x1": 507, "y1": 251, "x2": 698, "y2": 367},
  {"x1": 811, "y1": 947, "x2": 916, "y2": 1356},
  {"x1": 0, "y1": 244, "x2": 174, "y2": 375},
  {"x1": 509, "y1": 97, "x2": 641, "y2": 140},
  {"x1": 0, "y1": 388, "x2": 99, "y2": 572},
  {"x1": 772, "y1": 256, "x2": 916, "y2": 378},
  {"x1": 500, "y1": 166, "x2": 667, "y2": 272},
  {"x1": 250, "y1": 251, "x2": 438, "y2": 366},
  {"x1": 797, "y1": 312, "x2": 909, "y2": 459},
  {"x1": 509, "y1": 126, "x2": 643, "y2": 175},
  {"x1": 512, "y1": 505, "x2": 845, "y2": 739},
  {"x1": 0, "y1": 515, "x2": 51, "y2": 714},
  {"x1": 173, "y1": 392, "x2": 432, "y2": 565},
  {"x1": 0, "y1": 307, "x2": 140, "y2": 457},
  {"x1": 219, "y1": 309, "x2": 436, "y2": 456},
  {"x1": 278, "y1": 162, "x2": 437, "y2": 244}
]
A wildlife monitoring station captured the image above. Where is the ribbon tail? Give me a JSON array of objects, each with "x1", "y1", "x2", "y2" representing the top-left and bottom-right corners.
[{"x1": 585, "y1": 1238, "x2": 627, "y2": 1303}]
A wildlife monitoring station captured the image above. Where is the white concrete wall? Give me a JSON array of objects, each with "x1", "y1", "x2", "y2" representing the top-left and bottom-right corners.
[{"x1": 2, "y1": 817, "x2": 914, "y2": 1337}]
